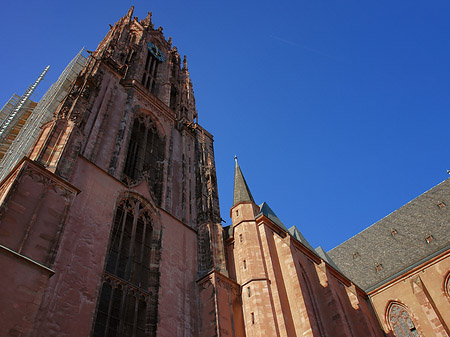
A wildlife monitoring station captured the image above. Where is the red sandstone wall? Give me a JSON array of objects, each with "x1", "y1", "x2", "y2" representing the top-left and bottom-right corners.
[
  {"x1": 0, "y1": 248, "x2": 52, "y2": 337},
  {"x1": 29, "y1": 158, "x2": 123, "y2": 336},
  {"x1": 229, "y1": 202, "x2": 385, "y2": 337},
  {"x1": 157, "y1": 210, "x2": 199, "y2": 336},
  {"x1": 24, "y1": 156, "x2": 202, "y2": 336},
  {"x1": 370, "y1": 252, "x2": 450, "y2": 337}
]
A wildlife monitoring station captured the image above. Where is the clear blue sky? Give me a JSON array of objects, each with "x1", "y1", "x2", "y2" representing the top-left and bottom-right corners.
[{"x1": 1, "y1": 1, "x2": 450, "y2": 251}]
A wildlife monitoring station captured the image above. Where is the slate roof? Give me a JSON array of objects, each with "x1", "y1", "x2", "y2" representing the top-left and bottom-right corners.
[
  {"x1": 257, "y1": 203, "x2": 320, "y2": 257},
  {"x1": 315, "y1": 246, "x2": 342, "y2": 272},
  {"x1": 233, "y1": 158, "x2": 255, "y2": 205},
  {"x1": 288, "y1": 225, "x2": 315, "y2": 252},
  {"x1": 327, "y1": 179, "x2": 450, "y2": 291},
  {"x1": 256, "y1": 202, "x2": 288, "y2": 232}
]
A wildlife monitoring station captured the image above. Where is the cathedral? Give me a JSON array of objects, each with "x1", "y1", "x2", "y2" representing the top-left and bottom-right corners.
[{"x1": 0, "y1": 7, "x2": 448, "y2": 337}]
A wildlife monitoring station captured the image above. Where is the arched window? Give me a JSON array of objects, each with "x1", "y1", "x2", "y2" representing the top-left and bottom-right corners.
[
  {"x1": 123, "y1": 114, "x2": 165, "y2": 206},
  {"x1": 444, "y1": 272, "x2": 450, "y2": 300},
  {"x1": 92, "y1": 197, "x2": 159, "y2": 337},
  {"x1": 388, "y1": 303, "x2": 420, "y2": 337},
  {"x1": 141, "y1": 46, "x2": 160, "y2": 94},
  {"x1": 169, "y1": 84, "x2": 178, "y2": 111},
  {"x1": 38, "y1": 120, "x2": 67, "y2": 168}
]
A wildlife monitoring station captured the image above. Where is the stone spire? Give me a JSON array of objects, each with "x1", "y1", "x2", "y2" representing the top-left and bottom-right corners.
[
  {"x1": 125, "y1": 6, "x2": 134, "y2": 19},
  {"x1": 233, "y1": 156, "x2": 255, "y2": 205}
]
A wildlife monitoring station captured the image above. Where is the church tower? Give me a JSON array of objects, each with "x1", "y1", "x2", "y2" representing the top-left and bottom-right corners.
[
  {"x1": 0, "y1": 7, "x2": 230, "y2": 337},
  {"x1": 0, "y1": 7, "x2": 406, "y2": 337}
]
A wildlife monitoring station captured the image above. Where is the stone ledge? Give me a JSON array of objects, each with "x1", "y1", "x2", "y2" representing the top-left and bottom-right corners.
[{"x1": 0, "y1": 244, "x2": 55, "y2": 275}]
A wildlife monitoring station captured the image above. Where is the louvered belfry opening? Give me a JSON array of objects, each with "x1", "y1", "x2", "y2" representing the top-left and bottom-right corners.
[{"x1": 141, "y1": 50, "x2": 159, "y2": 94}]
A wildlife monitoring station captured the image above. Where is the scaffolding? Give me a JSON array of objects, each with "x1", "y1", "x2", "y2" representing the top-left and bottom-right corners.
[
  {"x1": 0, "y1": 66, "x2": 49, "y2": 141},
  {"x1": 0, "y1": 49, "x2": 88, "y2": 181}
]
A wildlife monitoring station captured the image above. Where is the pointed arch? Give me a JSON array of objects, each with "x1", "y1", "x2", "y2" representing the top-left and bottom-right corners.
[
  {"x1": 35, "y1": 119, "x2": 70, "y2": 168},
  {"x1": 122, "y1": 110, "x2": 166, "y2": 206},
  {"x1": 386, "y1": 302, "x2": 421, "y2": 337},
  {"x1": 444, "y1": 272, "x2": 450, "y2": 300},
  {"x1": 92, "y1": 193, "x2": 162, "y2": 337},
  {"x1": 296, "y1": 260, "x2": 326, "y2": 336}
]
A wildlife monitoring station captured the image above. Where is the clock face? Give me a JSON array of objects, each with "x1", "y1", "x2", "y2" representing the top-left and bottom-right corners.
[{"x1": 147, "y1": 42, "x2": 166, "y2": 62}]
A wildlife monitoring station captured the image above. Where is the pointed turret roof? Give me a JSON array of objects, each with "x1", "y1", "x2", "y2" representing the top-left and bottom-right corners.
[{"x1": 233, "y1": 157, "x2": 255, "y2": 205}]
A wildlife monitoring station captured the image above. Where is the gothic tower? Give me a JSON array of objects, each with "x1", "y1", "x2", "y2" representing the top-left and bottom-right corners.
[
  {"x1": 0, "y1": 7, "x2": 232, "y2": 337},
  {"x1": 1, "y1": 7, "x2": 422, "y2": 337}
]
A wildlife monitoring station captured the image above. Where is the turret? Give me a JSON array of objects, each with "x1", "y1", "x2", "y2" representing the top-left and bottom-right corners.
[{"x1": 231, "y1": 157, "x2": 259, "y2": 225}]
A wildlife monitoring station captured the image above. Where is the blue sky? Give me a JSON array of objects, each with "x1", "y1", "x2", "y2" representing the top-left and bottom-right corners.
[{"x1": 1, "y1": 1, "x2": 450, "y2": 251}]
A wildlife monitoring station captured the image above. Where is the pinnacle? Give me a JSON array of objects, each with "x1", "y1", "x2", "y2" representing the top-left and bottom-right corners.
[{"x1": 233, "y1": 157, "x2": 255, "y2": 206}]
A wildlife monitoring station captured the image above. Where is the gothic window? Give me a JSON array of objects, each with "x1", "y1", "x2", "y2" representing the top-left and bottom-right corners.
[
  {"x1": 444, "y1": 273, "x2": 450, "y2": 300},
  {"x1": 299, "y1": 264, "x2": 326, "y2": 336},
  {"x1": 38, "y1": 120, "x2": 66, "y2": 167},
  {"x1": 169, "y1": 84, "x2": 178, "y2": 111},
  {"x1": 123, "y1": 115, "x2": 165, "y2": 205},
  {"x1": 388, "y1": 303, "x2": 420, "y2": 337},
  {"x1": 92, "y1": 197, "x2": 158, "y2": 337},
  {"x1": 141, "y1": 49, "x2": 159, "y2": 94}
]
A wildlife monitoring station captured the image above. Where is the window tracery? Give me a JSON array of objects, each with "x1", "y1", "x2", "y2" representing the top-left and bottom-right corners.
[
  {"x1": 445, "y1": 272, "x2": 450, "y2": 300},
  {"x1": 388, "y1": 303, "x2": 420, "y2": 337},
  {"x1": 123, "y1": 114, "x2": 165, "y2": 206},
  {"x1": 38, "y1": 120, "x2": 67, "y2": 168},
  {"x1": 141, "y1": 47, "x2": 159, "y2": 94},
  {"x1": 92, "y1": 197, "x2": 158, "y2": 337}
]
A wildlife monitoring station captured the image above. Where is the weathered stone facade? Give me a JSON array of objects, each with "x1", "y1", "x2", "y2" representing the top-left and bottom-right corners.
[
  {"x1": 0, "y1": 6, "x2": 448, "y2": 337},
  {"x1": 0, "y1": 7, "x2": 224, "y2": 337}
]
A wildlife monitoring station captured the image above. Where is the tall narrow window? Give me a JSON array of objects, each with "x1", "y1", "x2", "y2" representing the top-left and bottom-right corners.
[
  {"x1": 92, "y1": 197, "x2": 159, "y2": 337},
  {"x1": 169, "y1": 84, "x2": 178, "y2": 111},
  {"x1": 388, "y1": 303, "x2": 420, "y2": 337},
  {"x1": 38, "y1": 120, "x2": 66, "y2": 167},
  {"x1": 141, "y1": 43, "x2": 164, "y2": 94},
  {"x1": 123, "y1": 115, "x2": 165, "y2": 206}
]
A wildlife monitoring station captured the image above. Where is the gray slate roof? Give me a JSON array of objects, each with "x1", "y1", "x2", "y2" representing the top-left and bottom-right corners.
[
  {"x1": 233, "y1": 158, "x2": 255, "y2": 205},
  {"x1": 257, "y1": 202, "x2": 288, "y2": 232},
  {"x1": 315, "y1": 246, "x2": 342, "y2": 272},
  {"x1": 288, "y1": 225, "x2": 315, "y2": 252},
  {"x1": 327, "y1": 179, "x2": 450, "y2": 291}
]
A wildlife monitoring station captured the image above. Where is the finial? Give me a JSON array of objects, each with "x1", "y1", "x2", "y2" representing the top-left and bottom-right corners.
[
  {"x1": 168, "y1": 37, "x2": 172, "y2": 47},
  {"x1": 126, "y1": 6, "x2": 134, "y2": 18},
  {"x1": 183, "y1": 55, "x2": 188, "y2": 70},
  {"x1": 234, "y1": 155, "x2": 238, "y2": 162},
  {"x1": 141, "y1": 12, "x2": 153, "y2": 28}
]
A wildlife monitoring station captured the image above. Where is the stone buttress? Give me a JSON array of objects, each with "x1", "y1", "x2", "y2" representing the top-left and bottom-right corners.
[{"x1": 0, "y1": 7, "x2": 230, "y2": 337}]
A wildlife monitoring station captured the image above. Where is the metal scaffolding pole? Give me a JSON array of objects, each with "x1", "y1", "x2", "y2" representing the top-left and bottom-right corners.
[{"x1": 0, "y1": 65, "x2": 50, "y2": 141}]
